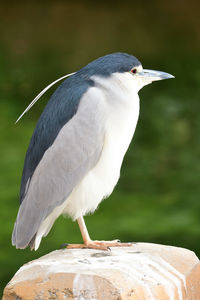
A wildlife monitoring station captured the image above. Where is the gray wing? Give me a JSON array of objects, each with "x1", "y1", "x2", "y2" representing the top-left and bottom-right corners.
[{"x1": 12, "y1": 87, "x2": 106, "y2": 249}]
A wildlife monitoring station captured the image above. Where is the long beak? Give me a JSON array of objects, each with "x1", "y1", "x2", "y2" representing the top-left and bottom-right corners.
[{"x1": 138, "y1": 69, "x2": 175, "y2": 81}]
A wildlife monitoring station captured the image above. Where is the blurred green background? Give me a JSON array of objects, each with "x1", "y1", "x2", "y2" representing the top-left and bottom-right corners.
[{"x1": 0, "y1": 0, "x2": 200, "y2": 296}]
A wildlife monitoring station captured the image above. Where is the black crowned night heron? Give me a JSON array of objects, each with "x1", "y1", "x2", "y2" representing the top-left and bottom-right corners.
[{"x1": 12, "y1": 53, "x2": 174, "y2": 251}]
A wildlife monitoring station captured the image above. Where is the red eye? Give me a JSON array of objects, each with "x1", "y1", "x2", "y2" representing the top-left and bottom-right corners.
[{"x1": 131, "y1": 68, "x2": 137, "y2": 74}]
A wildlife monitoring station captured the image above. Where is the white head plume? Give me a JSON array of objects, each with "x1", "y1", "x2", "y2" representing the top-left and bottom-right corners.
[{"x1": 15, "y1": 72, "x2": 75, "y2": 123}]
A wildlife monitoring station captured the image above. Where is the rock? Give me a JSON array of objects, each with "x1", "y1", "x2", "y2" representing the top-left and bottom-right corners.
[{"x1": 3, "y1": 243, "x2": 200, "y2": 299}]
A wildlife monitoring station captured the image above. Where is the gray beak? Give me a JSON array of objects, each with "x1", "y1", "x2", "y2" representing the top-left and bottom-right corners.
[{"x1": 138, "y1": 69, "x2": 175, "y2": 81}]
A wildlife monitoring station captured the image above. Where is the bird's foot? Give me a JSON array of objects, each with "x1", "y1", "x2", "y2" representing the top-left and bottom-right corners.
[{"x1": 65, "y1": 240, "x2": 133, "y2": 251}]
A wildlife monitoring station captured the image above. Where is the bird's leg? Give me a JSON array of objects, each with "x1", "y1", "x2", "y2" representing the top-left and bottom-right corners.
[
  {"x1": 77, "y1": 215, "x2": 92, "y2": 245},
  {"x1": 66, "y1": 216, "x2": 133, "y2": 250}
]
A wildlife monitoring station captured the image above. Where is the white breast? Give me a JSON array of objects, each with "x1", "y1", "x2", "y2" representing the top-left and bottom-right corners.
[{"x1": 64, "y1": 72, "x2": 140, "y2": 219}]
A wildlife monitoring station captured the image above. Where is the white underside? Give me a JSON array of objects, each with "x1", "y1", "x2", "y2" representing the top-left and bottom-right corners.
[{"x1": 34, "y1": 72, "x2": 141, "y2": 250}]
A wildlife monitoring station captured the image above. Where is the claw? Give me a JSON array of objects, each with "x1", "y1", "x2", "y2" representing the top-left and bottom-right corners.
[
  {"x1": 60, "y1": 243, "x2": 69, "y2": 248},
  {"x1": 65, "y1": 240, "x2": 134, "y2": 251}
]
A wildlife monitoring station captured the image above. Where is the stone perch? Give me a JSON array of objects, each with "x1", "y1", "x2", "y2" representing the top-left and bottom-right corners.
[{"x1": 3, "y1": 243, "x2": 200, "y2": 299}]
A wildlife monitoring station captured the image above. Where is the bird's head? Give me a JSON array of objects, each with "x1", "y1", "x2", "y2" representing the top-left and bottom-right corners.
[
  {"x1": 79, "y1": 52, "x2": 174, "y2": 92},
  {"x1": 16, "y1": 52, "x2": 174, "y2": 123}
]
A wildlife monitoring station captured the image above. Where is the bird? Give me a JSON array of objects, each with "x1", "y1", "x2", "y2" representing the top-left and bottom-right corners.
[{"x1": 12, "y1": 52, "x2": 174, "y2": 251}]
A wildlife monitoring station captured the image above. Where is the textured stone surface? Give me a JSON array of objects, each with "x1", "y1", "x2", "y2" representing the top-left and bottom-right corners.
[{"x1": 3, "y1": 243, "x2": 200, "y2": 299}]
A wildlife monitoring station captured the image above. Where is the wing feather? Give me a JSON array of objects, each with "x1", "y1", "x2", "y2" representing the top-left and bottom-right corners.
[
  {"x1": 12, "y1": 86, "x2": 106, "y2": 249},
  {"x1": 19, "y1": 74, "x2": 93, "y2": 203}
]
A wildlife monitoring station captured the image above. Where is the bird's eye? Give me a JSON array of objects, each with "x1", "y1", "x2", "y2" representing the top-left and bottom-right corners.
[{"x1": 131, "y1": 68, "x2": 137, "y2": 74}]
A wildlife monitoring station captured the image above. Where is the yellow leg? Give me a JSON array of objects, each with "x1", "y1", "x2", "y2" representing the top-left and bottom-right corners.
[{"x1": 66, "y1": 216, "x2": 133, "y2": 250}]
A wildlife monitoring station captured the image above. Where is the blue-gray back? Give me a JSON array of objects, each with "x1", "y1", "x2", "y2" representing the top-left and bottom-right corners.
[{"x1": 20, "y1": 75, "x2": 94, "y2": 203}]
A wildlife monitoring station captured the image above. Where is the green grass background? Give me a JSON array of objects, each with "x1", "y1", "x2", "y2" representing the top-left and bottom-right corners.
[{"x1": 0, "y1": 0, "x2": 200, "y2": 296}]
